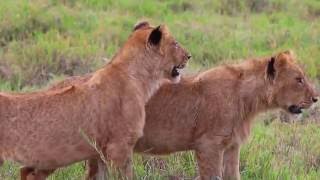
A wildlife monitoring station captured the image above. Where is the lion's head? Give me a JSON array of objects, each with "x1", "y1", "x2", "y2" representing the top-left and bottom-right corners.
[
  {"x1": 267, "y1": 50, "x2": 319, "y2": 114},
  {"x1": 124, "y1": 21, "x2": 191, "y2": 83}
]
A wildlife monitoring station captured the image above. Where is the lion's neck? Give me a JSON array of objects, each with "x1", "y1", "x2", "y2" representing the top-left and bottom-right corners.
[
  {"x1": 232, "y1": 59, "x2": 279, "y2": 142},
  {"x1": 104, "y1": 50, "x2": 164, "y2": 103},
  {"x1": 237, "y1": 59, "x2": 276, "y2": 132}
]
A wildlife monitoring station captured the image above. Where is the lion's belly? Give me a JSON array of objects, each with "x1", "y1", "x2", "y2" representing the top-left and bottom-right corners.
[{"x1": 135, "y1": 132, "x2": 193, "y2": 155}]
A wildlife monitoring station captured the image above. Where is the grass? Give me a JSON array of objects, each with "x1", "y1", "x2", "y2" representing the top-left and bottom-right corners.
[
  {"x1": 0, "y1": 0, "x2": 320, "y2": 179},
  {"x1": 1, "y1": 0, "x2": 320, "y2": 89},
  {"x1": 1, "y1": 121, "x2": 319, "y2": 179},
  {"x1": 240, "y1": 121, "x2": 320, "y2": 180}
]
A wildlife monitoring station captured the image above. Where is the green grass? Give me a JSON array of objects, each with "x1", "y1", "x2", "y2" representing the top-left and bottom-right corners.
[
  {"x1": 240, "y1": 122, "x2": 320, "y2": 180},
  {"x1": 1, "y1": 121, "x2": 319, "y2": 179},
  {"x1": 1, "y1": 0, "x2": 320, "y2": 89},
  {"x1": 0, "y1": 0, "x2": 320, "y2": 179}
]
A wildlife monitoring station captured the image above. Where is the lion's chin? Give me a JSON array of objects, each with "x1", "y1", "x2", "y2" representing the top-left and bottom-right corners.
[
  {"x1": 170, "y1": 74, "x2": 181, "y2": 84},
  {"x1": 170, "y1": 65, "x2": 183, "y2": 83},
  {"x1": 171, "y1": 66, "x2": 180, "y2": 77}
]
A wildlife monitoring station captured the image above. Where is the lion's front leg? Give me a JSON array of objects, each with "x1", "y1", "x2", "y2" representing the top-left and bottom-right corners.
[
  {"x1": 86, "y1": 158, "x2": 107, "y2": 180},
  {"x1": 103, "y1": 137, "x2": 136, "y2": 180},
  {"x1": 20, "y1": 167, "x2": 55, "y2": 180},
  {"x1": 20, "y1": 167, "x2": 34, "y2": 180},
  {"x1": 195, "y1": 135, "x2": 228, "y2": 180},
  {"x1": 223, "y1": 144, "x2": 240, "y2": 180},
  {"x1": 195, "y1": 149, "x2": 224, "y2": 180}
]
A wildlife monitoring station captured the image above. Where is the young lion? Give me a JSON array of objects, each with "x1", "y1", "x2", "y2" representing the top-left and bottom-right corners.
[
  {"x1": 23, "y1": 51, "x2": 318, "y2": 180},
  {"x1": 0, "y1": 21, "x2": 191, "y2": 180}
]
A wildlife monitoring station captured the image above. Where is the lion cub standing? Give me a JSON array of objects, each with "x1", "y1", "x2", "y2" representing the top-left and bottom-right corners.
[
  {"x1": 30, "y1": 50, "x2": 318, "y2": 180},
  {"x1": 0, "y1": 22, "x2": 190, "y2": 179}
]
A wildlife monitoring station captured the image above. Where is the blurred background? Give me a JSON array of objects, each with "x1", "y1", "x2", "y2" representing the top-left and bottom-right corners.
[{"x1": 0, "y1": 0, "x2": 319, "y2": 179}]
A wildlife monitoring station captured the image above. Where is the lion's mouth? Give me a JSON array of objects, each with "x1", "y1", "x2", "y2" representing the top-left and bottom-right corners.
[
  {"x1": 287, "y1": 101, "x2": 315, "y2": 114},
  {"x1": 171, "y1": 64, "x2": 185, "y2": 78},
  {"x1": 288, "y1": 105, "x2": 303, "y2": 114}
]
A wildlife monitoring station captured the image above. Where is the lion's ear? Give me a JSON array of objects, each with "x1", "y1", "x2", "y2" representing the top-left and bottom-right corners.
[
  {"x1": 267, "y1": 50, "x2": 295, "y2": 81},
  {"x1": 148, "y1": 26, "x2": 162, "y2": 46},
  {"x1": 276, "y1": 50, "x2": 296, "y2": 65},
  {"x1": 133, "y1": 21, "x2": 150, "y2": 31},
  {"x1": 282, "y1": 50, "x2": 295, "y2": 59},
  {"x1": 267, "y1": 56, "x2": 276, "y2": 80}
]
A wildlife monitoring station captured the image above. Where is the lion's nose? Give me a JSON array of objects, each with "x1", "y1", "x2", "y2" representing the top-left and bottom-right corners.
[{"x1": 312, "y1": 97, "x2": 318, "y2": 103}]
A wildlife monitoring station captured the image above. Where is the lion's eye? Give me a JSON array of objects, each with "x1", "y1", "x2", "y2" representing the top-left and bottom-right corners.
[{"x1": 296, "y1": 77, "x2": 304, "y2": 84}]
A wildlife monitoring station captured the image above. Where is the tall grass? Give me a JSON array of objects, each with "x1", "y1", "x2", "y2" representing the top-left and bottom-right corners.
[{"x1": 1, "y1": 0, "x2": 320, "y2": 89}]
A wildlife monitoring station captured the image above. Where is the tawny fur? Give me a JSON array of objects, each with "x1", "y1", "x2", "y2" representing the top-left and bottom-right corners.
[
  {"x1": 0, "y1": 22, "x2": 191, "y2": 180},
  {"x1": 22, "y1": 51, "x2": 318, "y2": 180}
]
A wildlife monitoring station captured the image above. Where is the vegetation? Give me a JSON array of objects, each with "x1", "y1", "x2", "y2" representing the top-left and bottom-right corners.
[{"x1": 0, "y1": 0, "x2": 319, "y2": 179}]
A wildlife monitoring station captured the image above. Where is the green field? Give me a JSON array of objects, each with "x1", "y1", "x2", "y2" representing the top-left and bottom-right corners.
[{"x1": 0, "y1": 0, "x2": 320, "y2": 179}]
